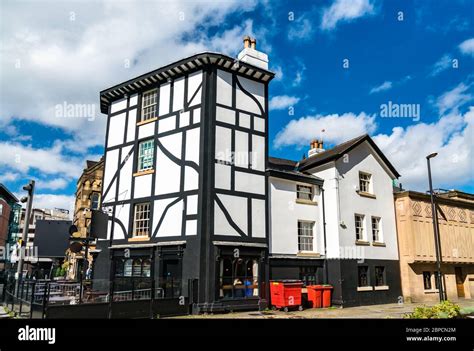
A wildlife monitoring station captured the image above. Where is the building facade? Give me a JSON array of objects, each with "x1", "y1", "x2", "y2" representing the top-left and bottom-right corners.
[
  {"x1": 66, "y1": 158, "x2": 104, "y2": 280},
  {"x1": 0, "y1": 183, "x2": 20, "y2": 271},
  {"x1": 269, "y1": 135, "x2": 402, "y2": 306},
  {"x1": 94, "y1": 38, "x2": 273, "y2": 312},
  {"x1": 395, "y1": 190, "x2": 474, "y2": 302}
]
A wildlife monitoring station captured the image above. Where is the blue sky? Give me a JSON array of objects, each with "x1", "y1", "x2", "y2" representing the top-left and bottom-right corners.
[{"x1": 0, "y1": 0, "x2": 473, "y2": 212}]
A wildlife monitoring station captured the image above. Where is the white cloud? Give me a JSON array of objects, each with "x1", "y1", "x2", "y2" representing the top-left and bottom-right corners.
[
  {"x1": 429, "y1": 54, "x2": 453, "y2": 77},
  {"x1": 269, "y1": 95, "x2": 300, "y2": 110},
  {"x1": 0, "y1": 142, "x2": 85, "y2": 179},
  {"x1": 436, "y1": 82, "x2": 473, "y2": 115},
  {"x1": 32, "y1": 194, "x2": 76, "y2": 216},
  {"x1": 369, "y1": 81, "x2": 392, "y2": 94},
  {"x1": 36, "y1": 178, "x2": 70, "y2": 191},
  {"x1": 374, "y1": 107, "x2": 473, "y2": 190},
  {"x1": 288, "y1": 18, "x2": 313, "y2": 41},
  {"x1": 0, "y1": 172, "x2": 18, "y2": 184},
  {"x1": 292, "y1": 61, "x2": 306, "y2": 87},
  {"x1": 274, "y1": 112, "x2": 376, "y2": 148},
  {"x1": 321, "y1": 0, "x2": 375, "y2": 31},
  {"x1": 273, "y1": 65, "x2": 283, "y2": 81},
  {"x1": 0, "y1": 0, "x2": 261, "y2": 150},
  {"x1": 459, "y1": 38, "x2": 474, "y2": 57}
]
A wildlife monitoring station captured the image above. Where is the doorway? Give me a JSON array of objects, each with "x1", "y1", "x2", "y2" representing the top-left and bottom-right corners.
[
  {"x1": 161, "y1": 259, "x2": 181, "y2": 297},
  {"x1": 455, "y1": 267, "x2": 465, "y2": 298}
]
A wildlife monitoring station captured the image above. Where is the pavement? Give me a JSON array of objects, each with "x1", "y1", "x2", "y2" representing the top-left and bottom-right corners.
[
  {"x1": 171, "y1": 299, "x2": 474, "y2": 319},
  {"x1": 0, "y1": 305, "x2": 10, "y2": 319}
]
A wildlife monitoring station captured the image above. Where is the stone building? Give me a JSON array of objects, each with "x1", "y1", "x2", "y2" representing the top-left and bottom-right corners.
[
  {"x1": 66, "y1": 158, "x2": 104, "y2": 280},
  {"x1": 394, "y1": 190, "x2": 474, "y2": 302}
]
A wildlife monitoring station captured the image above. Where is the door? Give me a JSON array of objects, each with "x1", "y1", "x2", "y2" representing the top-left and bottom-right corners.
[
  {"x1": 455, "y1": 267, "x2": 465, "y2": 298},
  {"x1": 161, "y1": 259, "x2": 180, "y2": 297}
]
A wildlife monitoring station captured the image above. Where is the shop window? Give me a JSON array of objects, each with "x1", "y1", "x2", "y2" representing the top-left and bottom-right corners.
[
  {"x1": 375, "y1": 266, "x2": 385, "y2": 286},
  {"x1": 299, "y1": 266, "x2": 317, "y2": 287},
  {"x1": 219, "y1": 256, "x2": 259, "y2": 299},
  {"x1": 124, "y1": 259, "x2": 133, "y2": 277},
  {"x1": 358, "y1": 266, "x2": 369, "y2": 287}
]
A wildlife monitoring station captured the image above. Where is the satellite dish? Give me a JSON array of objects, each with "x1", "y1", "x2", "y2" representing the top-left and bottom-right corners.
[
  {"x1": 69, "y1": 241, "x2": 83, "y2": 253},
  {"x1": 68, "y1": 225, "x2": 78, "y2": 235}
]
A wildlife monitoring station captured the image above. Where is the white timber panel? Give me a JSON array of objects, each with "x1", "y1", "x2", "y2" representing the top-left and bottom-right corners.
[
  {"x1": 155, "y1": 133, "x2": 181, "y2": 195},
  {"x1": 187, "y1": 70, "x2": 202, "y2": 107},
  {"x1": 159, "y1": 115, "x2": 175, "y2": 133},
  {"x1": 216, "y1": 69, "x2": 232, "y2": 107},
  {"x1": 179, "y1": 111, "x2": 190, "y2": 128},
  {"x1": 126, "y1": 109, "x2": 137, "y2": 142},
  {"x1": 215, "y1": 163, "x2": 231, "y2": 190},
  {"x1": 113, "y1": 203, "x2": 130, "y2": 240},
  {"x1": 184, "y1": 166, "x2": 199, "y2": 191},
  {"x1": 193, "y1": 108, "x2": 201, "y2": 124},
  {"x1": 138, "y1": 121, "x2": 155, "y2": 139},
  {"x1": 251, "y1": 135, "x2": 265, "y2": 171},
  {"x1": 153, "y1": 198, "x2": 183, "y2": 237},
  {"x1": 239, "y1": 112, "x2": 251, "y2": 129},
  {"x1": 173, "y1": 77, "x2": 185, "y2": 112},
  {"x1": 236, "y1": 76, "x2": 265, "y2": 115},
  {"x1": 185, "y1": 127, "x2": 200, "y2": 164},
  {"x1": 218, "y1": 194, "x2": 247, "y2": 235},
  {"x1": 214, "y1": 200, "x2": 240, "y2": 236},
  {"x1": 118, "y1": 146, "x2": 133, "y2": 201},
  {"x1": 251, "y1": 199, "x2": 266, "y2": 238},
  {"x1": 129, "y1": 94, "x2": 138, "y2": 108},
  {"x1": 254, "y1": 116, "x2": 265, "y2": 132},
  {"x1": 186, "y1": 194, "x2": 198, "y2": 215},
  {"x1": 134, "y1": 174, "x2": 152, "y2": 198},
  {"x1": 215, "y1": 126, "x2": 232, "y2": 163},
  {"x1": 216, "y1": 106, "x2": 236, "y2": 125},
  {"x1": 185, "y1": 219, "x2": 197, "y2": 236},
  {"x1": 103, "y1": 149, "x2": 119, "y2": 202},
  {"x1": 234, "y1": 171, "x2": 265, "y2": 195},
  {"x1": 235, "y1": 131, "x2": 248, "y2": 168},
  {"x1": 111, "y1": 97, "x2": 127, "y2": 113},
  {"x1": 107, "y1": 113, "x2": 126, "y2": 148},
  {"x1": 159, "y1": 82, "x2": 171, "y2": 116}
]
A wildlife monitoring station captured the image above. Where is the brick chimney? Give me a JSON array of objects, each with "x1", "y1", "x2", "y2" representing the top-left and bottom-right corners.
[
  {"x1": 308, "y1": 139, "x2": 325, "y2": 157},
  {"x1": 237, "y1": 36, "x2": 269, "y2": 70}
]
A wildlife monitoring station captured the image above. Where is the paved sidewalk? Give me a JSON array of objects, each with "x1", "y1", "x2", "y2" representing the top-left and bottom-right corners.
[
  {"x1": 173, "y1": 299, "x2": 474, "y2": 319},
  {"x1": 0, "y1": 305, "x2": 11, "y2": 319}
]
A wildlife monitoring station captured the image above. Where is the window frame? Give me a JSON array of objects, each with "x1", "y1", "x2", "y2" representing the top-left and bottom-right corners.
[
  {"x1": 141, "y1": 89, "x2": 158, "y2": 122},
  {"x1": 132, "y1": 202, "x2": 151, "y2": 237},
  {"x1": 359, "y1": 171, "x2": 372, "y2": 193},
  {"x1": 371, "y1": 216, "x2": 382, "y2": 242},
  {"x1": 137, "y1": 139, "x2": 155, "y2": 172},
  {"x1": 354, "y1": 214, "x2": 365, "y2": 241},
  {"x1": 296, "y1": 184, "x2": 314, "y2": 201},
  {"x1": 423, "y1": 271, "x2": 432, "y2": 290},
  {"x1": 90, "y1": 192, "x2": 100, "y2": 210},
  {"x1": 374, "y1": 266, "x2": 386, "y2": 287},
  {"x1": 358, "y1": 266, "x2": 369, "y2": 287},
  {"x1": 298, "y1": 220, "x2": 315, "y2": 252}
]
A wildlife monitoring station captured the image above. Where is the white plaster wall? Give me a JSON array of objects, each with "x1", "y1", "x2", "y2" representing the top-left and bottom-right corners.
[
  {"x1": 111, "y1": 97, "x2": 127, "y2": 113},
  {"x1": 185, "y1": 127, "x2": 200, "y2": 164},
  {"x1": 235, "y1": 131, "x2": 248, "y2": 168},
  {"x1": 118, "y1": 146, "x2": 133, "y2": 201},
  {"x1": 235, "y1": 171, "x2": 265, "y2": 195},
  {"x1": 187, "y1": 70, "x2": 202, "y2": 107},
  {"x1": 103, "y1": 149, "x2": 119, "y2": 202},
  {"x1": 236, "y1": 76, "x2": 265, "y2": 115},
  {"x1": 138, "y1": 121, "x2": 155, "y2": 139},
  {"x1": 129, "y1": 94, "x2": 138, "y2": 108},
  {"x1": 252, "y1": 198, "x2": 266, "y2": 238},
  {"x1": 126, "y1": 109, "x2": 137, "y2": 142},
  {"x1": 155, "y1": 134, "x2": 181, "y2": 195},
  {"x1": 335, "y1": 143, "x2": 399, "y2": 260},
  {"x1": 269, "y1": 178, "x2": 322, "y2": 255},
  {"x1": 214, "y1": 200, "x2": 240, "y2": 236},
  {"x1": 113, "y1": 203, "x2": 130, "y2": 239},
  {"x1": 217, "y1": 194, "x2": 247, "y2": 235},
  {"x1": 216, "y1": 69, "x2": 232, "y2": 107},
  {"x1": 215, "y1": 163, "x2": 231, "y2": 190},
  {"x1": 173, "y1": 77, "x2": 185, "y2": 112},
  {"x1": 134, "y1": 174, "x2": 152, "y2": 198},
  {"x1": 159, "y1": 82, "x2": 170, "y2": 116},
  {"x1": 251, "y1": 135, "x2": 265, "y2": 171},
  {"x1": 159, "y1": 115, "x2": 175, "y2": 134},
  {"x1": 153, "y1": 198, "x2": 183, "y2": 237},
  {"x1": 216, "y1": 106, "x2": 236, "y2": 125},
  {"x1": 215, "y1": 126, "x2": 232, "y2": 163}
]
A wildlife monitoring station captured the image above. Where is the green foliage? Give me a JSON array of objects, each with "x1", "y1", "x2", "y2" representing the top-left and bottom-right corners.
[{"x1": 405, "y1": 300, "x2": 461, "y2": 319}]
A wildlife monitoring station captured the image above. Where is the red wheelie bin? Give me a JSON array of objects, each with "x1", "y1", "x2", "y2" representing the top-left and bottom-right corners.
[
  {"x1": 321, "y1": 285, "x2": 333, "y2": 307},
  {"x1": 306, "y1": 285, "x2": 323, "y2": 308},
  {"x1": 270, "y1": 280, "x2": 304, "y2": 312}
]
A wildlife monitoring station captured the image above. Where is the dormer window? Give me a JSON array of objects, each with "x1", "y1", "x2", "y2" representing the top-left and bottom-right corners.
[
  {"x1": 141, "y1": 89, "x2": 157, "y2": 122},
  {"x1": 297, "y1": 184, "x2": 313, "y2": 201},
  {"x1": 359, "y1": 172, "x2": 372, "y2": 193}
]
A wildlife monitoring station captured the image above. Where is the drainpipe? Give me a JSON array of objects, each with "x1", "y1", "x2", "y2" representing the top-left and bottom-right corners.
[{"x1": 321, "y1": 185, "x2": 328, "y2": 284}]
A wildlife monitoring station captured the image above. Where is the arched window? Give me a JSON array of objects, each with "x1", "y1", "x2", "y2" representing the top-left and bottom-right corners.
[
  {"x1": 91, "y1": 193, "x2": 100, "y2": 210},
  {"x1": 142, "y1": 259, "x2": 151, "y2": 277},
  {"x1": 132, "y1": 259, "x2": 142, "y2": 276},
  {"x1": 123, "y1": 259, "x2": 133, "y2": 277},
  {"x1": 115, "y1": 259, "x2": 124, "y2": 277}
]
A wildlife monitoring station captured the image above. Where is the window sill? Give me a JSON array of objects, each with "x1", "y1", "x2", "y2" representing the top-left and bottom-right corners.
[
  {"x1": 372, "y1": 242, "x2": 386, "y2": 247},
  {"x1": 297, "y1": 252, "x2": 320, "y2": 257},
  {"x1": 424, "y1": 289, "x2": 439, "y2": 294},
  {"x1": 355, "y1": 240, "x2": 370, "y2": 246},
  {"x1": 357, "y1": 286, "x2": 373, "y2": 292},
  {"x1": 136, "y1": 117, "x2": 158, "y2": 126},
  {"x1": 128, "y1": 236, "x2": 150, "y2": 242},
  {"x1": 374, "y1": 285, "x2": 389, "y2": 291},
  {"x1": 295, "y1": 199, "x2": 318, "y2": 206},
  {"x1": 356, "y1": 191, "x2": 376, "y2": 199},
  {"x1": 133, "y1": 169, "x2": 154, "y2": 177}
]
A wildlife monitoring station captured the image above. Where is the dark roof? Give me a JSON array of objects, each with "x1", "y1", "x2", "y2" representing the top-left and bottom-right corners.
[
  {"x1": 86, "y1": 160, "x2": 98, "y2": 169},
  {"x1": 0, "y1": 183, "x2": 18, "y2": 203},
  {"x1": 267, "y1": 157, "x2": 323, "y2": 185},
  {"x1": 100, "y1": 52, "x2": 275, "y2": 113},
  {"x1": 298, "y1": 134, "x2": 400, "y2": 178}
]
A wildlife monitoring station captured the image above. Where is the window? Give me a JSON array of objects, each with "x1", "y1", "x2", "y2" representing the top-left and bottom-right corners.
[
  {"x1": 371, "y1": 216, "x2": 381, "y2": 242},
  {"x1": 0, "y1": 204, "x2": 3, "y2": 215},
  {"x1": 115, "y1": 257, "x2": 151, "y2": 278},
  {"x1": 297, "y1": 185, "x2": 313, "y2": 201},
  {"x1": 298, "y1": 221, "x2": 314, "y2": 252},
  {"x1": 141, "y1": 89, "x2": 157, "y2": 121},
  {"x1": 358, "y1": 266, "x2": 369, "y2": 287},
  {"x1": 375, "y1": 266, "x2": 385, "y2": 286},
  {"x1": 359, "y1": 172, "x2": 372, "y2": 193},
  {"x1": 423, "y1": 271, "x2": 432, "y2": 290},
  {"x1": 124, "y1": 259, "x2": 133, "y2": 277},
  {"x1": 300, "y1": 266, "x2": 318, "y2": 287},
  {"x1": 138, "y1": 139, "x2": 154, "y2": 172},
  {"x1": 219, "y1": 256, "x2": 259, "y2": 299},
  {"x1": 355, "y1": 214, "x2": 365, "y2": 241},
  {"x1": 133, "y1": 203, "x2": 150, "y2": 237},
  {"x1": 91, "y1": 192, "x2": 100, "y2": 210}
]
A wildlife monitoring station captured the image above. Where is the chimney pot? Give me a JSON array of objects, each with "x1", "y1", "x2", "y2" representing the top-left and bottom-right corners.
[
  {"x1": 243, "y1": 36, "x2": 251, "y2": 49},
  {"x1": 250, "y1": 37, "x2": 256, "y2": 49}
]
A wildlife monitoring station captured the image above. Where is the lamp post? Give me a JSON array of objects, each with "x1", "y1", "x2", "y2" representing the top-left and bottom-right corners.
[{"x1": 426, "y1": 153, "x2": 444, "y2": 302}]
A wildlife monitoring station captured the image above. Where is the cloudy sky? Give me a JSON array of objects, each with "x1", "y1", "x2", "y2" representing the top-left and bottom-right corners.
[{"x1": 0, "y1": 0, "x2": 473, "y2": 214}]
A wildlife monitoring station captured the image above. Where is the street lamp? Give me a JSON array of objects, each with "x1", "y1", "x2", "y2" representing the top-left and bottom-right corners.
[{"x1": 426, "y1": 153, "x2": 444, "y2": 302}]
